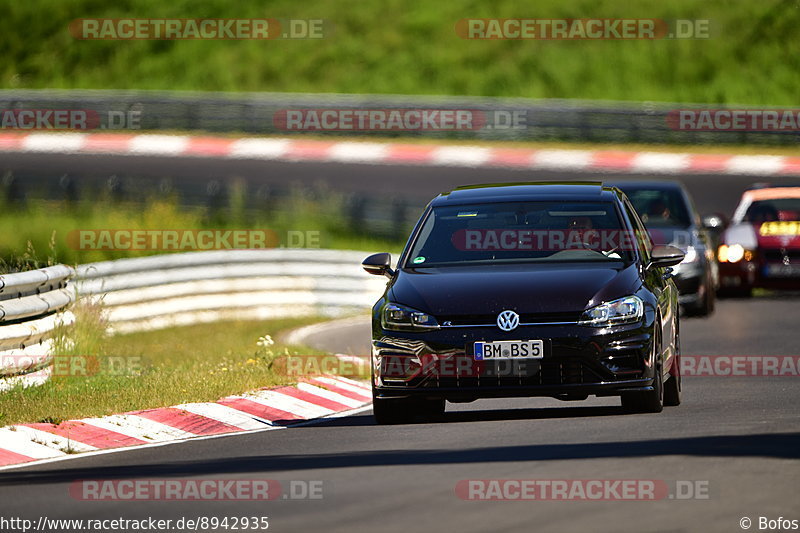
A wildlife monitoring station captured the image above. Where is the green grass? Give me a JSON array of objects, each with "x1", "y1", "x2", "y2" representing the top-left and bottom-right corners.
[
  {"x1": 0, "y1": 305, "x2": 361, "y2": 427},
  {"x1": 2, "y1": 0, "x2": 799, "y2": 105},
  {"x1": 0, "y1": 189, "x2": 404, "y2": 270}
]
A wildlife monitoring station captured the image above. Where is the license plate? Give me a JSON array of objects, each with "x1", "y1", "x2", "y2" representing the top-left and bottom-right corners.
[
  {"x1": 474, "y1": 340, "x2": 544, "y2": 360},
  {"x1": 765, "y1": 264, "x2": 800, "y2": 278}
]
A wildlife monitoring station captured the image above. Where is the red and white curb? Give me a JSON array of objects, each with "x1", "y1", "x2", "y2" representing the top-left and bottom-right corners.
[
  {"x1": 1, "y1": 132, "x2": 799, "y2": 176},
  {"x1": 0, "y1": 375, "x2": 371, "y2": 470}
]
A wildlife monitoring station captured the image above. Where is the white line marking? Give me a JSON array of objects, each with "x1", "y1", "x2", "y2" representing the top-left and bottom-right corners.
[
  {"x1": 311, "y1": 376, "x2": 372, "y2": 399},
  {"x1": 431, "y1": 146, "x2": 492, "y2": 166},
  {"x1": 128, "y1": 135, "x2": 190, "y2": 155},
  {"x1": 228, "y1": 138, "x2": 291, "y2": 159},
  {"x1": 724, "y1": 155, "x2": 786, "y2": 175},
  {"x1": 296, "y1": 382, "x2": 365, "y2": 408},
  {"x1": 11, "y1": 426, "x2": 97, "y2": 453},
  {"x1": 631, "y1": 152, "x2": 691, "y2": 174},
  {"x1": 0, "y1": 428, "x2": 68, "y2": 459},
  {"x1": 22, "y1": 133, "x2": 87, "y2": 153},
  {"x1": 237, "y1": 390, "x2": 333, "y2": 419},
  {"x1": 81, "y1": 414, "x2": 196, "y2": 442},
  {"x1": 328, "y1": 142, "x2": 389, "y2": 162},
  {"x1": 174, "y1": 402, "x2": 271, "y2": 430},
  {"x1": 532, "y1": 149, "x2": 593, "y2": 169}
]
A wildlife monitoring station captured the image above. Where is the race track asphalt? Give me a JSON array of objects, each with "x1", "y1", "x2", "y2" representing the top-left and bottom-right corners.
[{"x1": 0, "y1": 153, "x2": 798, "y2": 533}]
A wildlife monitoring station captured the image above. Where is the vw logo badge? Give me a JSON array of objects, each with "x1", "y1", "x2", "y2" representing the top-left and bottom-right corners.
[{"x1": 497, "y1": 310, "x2": 520, "y2": 331}]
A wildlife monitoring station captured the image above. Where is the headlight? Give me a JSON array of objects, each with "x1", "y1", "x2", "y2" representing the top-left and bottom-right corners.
[
  {"x1": 718, "y1": 244, "x2": 746, "y2": 263},
  {"x1": 579, "y1": 296, "x2": 643, "y2": 327},
  {"x1": 680, "y1": 245, "x2": 698, "y2": 264},
  {"x1": 381, "y1": 303, "x2": 439, "y2": 331}
]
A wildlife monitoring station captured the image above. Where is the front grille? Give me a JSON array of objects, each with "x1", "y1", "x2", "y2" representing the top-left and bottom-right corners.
[
  {"x1": 408, "y1": 358, "x2": 606, "y2": 388},
  {"x1": 438, "y1": 312, "x2": 581, "y2": 327}
]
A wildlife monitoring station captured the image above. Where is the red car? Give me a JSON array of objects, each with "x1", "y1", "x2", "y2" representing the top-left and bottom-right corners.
[{"x1": 717, "y1": 185, "x2": 800, "y2": 296}]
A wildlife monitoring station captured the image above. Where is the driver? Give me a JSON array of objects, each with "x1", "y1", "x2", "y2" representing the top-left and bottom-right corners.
[
  {"x1": 645, "y1": 199, "x2": 671, "y2": 223},
  {"x1": 566, "y1": 216, "x2": 595, "y2": 250}
]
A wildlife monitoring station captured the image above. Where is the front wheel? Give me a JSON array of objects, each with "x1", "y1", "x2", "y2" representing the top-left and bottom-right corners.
[
  {"x1": 689, "y1": 278, "x2": 716, "y2": 316},
  {"x1": 372, "y1": 395, "x2": 445, "y2": 425},
  {"x1": 372, "y1": 397, "x2": 408, "y2": 425},
  {"x1": 622, "y1": 331, "x2": 664, "y2": 413},
  {"x1": 663, "y1": 369, "x2": 681, "y2": 406},
  {"x1": 664, "y1": 331, "x2": 682, "y2": 407},
  {"x1": 621, "y1": 365, "x2": 664, "y2": 413}
]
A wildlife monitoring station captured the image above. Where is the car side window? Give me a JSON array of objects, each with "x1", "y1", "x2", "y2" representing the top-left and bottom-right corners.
[
  {"x1": 622, "y1": 199, "x2": 652, "y2": 260},
  {"x1": 683, "y1": 190, "x2": 702, "y2": 227}
]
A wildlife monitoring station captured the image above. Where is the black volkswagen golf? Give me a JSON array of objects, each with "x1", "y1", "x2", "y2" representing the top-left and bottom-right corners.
[{"x1": 362, "y1": 182, "x2": 685, "y2": 424}]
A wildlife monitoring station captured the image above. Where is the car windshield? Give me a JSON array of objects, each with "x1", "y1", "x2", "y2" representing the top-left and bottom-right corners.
[
  {"x1": 623, "y1": 188, "x2": 692, "y2": 228},
  {"x1": 405, "y1": 201, "x2": 637, "y2": 267},
  {"x1": 742, "y1": 198, "x2": 800, "y2": 224}
]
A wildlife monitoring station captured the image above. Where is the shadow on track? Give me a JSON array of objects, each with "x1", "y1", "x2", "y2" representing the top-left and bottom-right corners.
[
  {"x1": 2, "y1": 431, "x2": 798, "y2": 485},
  {"x1": 308, "y1": 405, "x2": 626, "y2": 427}
]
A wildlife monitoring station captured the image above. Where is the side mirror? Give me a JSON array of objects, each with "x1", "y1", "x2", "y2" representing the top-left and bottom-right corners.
[
  {"x1": 647, "y1": 245, "x2": 685, "y2": 270},
  {"x1": 362, "y1": 253, "x2": 395, "y2": 278},
  {"x1": 702, "y1": 213, "x2": 727, "y2": 231}
]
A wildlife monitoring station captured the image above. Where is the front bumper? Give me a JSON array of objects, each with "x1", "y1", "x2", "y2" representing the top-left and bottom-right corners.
[
  {"x1": 371, "y1": 321, "x2": 656, "y2": 401},
  {"x1": 719, "y1": 257, "x2": 800, "y2": 290}
]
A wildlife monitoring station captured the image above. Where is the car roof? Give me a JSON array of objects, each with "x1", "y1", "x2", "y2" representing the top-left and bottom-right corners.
[
  {"x1": 431, "y1": 182, "x2": 619, "y2": 206},
  {"x1": 742, "y1": 186, "x2": 800, "y2": 201},
  {"x1": 606, "y1": 180, "x2": 685, "y2": 192}
]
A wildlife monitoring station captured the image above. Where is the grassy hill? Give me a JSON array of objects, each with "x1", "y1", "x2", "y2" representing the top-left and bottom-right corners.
[{"x1": 2, "y1": 0, "x2": 798, "y2": 105}]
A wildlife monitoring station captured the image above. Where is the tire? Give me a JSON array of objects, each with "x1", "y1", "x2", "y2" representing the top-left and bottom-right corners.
[
  {"x1": 696, "y1": 276, "x2": 716, "y2": 316},
  {"x1": 372, "y1": 397, "x2": 408, "y2": 425},
  {"x1": 621, "y1": 328, "x2": 664, "y2": 414},
  {"x1": 372, "y1": 395, "x2": 445, "y2": 425},
  {"x1": 705, "y1": 278, "x2": 716, "y2": 313},
  {"x1": 664, "y1": 329, "x2": 682, "y2": 407},
  {"x1": 419, "y1": 399, "x2": 446, "y2": 421},
  {"x1": 663, "y1": 369, "x2": 681, "y2": 406},
  {"x1": 686, "y1": 276, "x2": 715, "y2": 317}
]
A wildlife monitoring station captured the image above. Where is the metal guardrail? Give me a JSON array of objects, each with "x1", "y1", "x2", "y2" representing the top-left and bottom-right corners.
[
  {"x1": 0, "y1": 266, "x2": 76, "y2": 388},
  {"x1": 0, "y1": 89, "x2": 797, "y2": 146},
  {"x1": 76, "y1": 249, "x2": 386, "y2": 333},
  {"x1": 0, "y1": 249, "x2": 385, "y2": 390},
  {"x1": 0, "y1": 265, "x2": 74, "y2": 301}
]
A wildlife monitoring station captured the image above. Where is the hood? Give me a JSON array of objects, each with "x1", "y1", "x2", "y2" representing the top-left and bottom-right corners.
[{"x1": 389, "y1": 262, "x2": 641, "y2": 316}]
